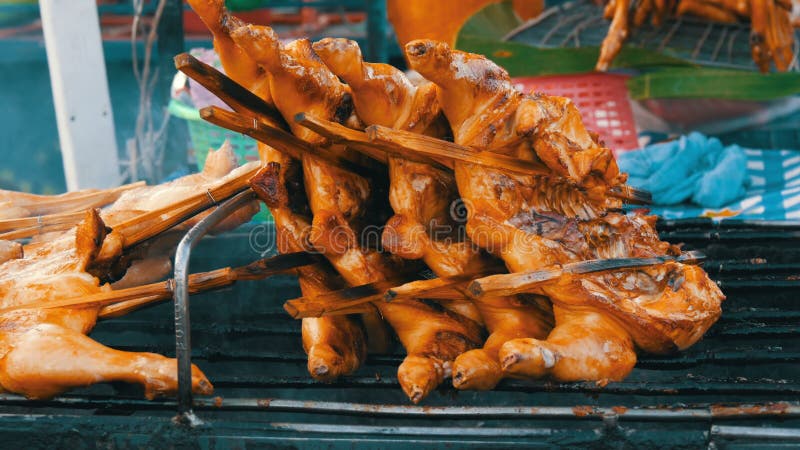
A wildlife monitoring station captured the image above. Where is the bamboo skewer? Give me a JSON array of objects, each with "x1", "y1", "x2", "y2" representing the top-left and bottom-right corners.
[
  {"x1": 0, "y1": 211, "x2": 88, "y2": 240},
  {"x1": 174, "y1": 53, "x2": 287, "y2": 128},
  {"x1": 284, "y1": 277, "x2": 409, "y2": 319},
  {"x1": 293, "y1": 113, "x2": 389, "y2": 164},
  {"x1": 0, "y1": 251, "x2": 321, "y2": 317},
  {"x1": 367, "y1": 125, "x2": 652, "y2": 205},
  {"x1": 468, "y1": 251, "x2": 707, "y2": 298},
  {"x1": 285, "y1": 266, "x2": 504, "y2": 319},
  {"x1": 175, "y1": 54, "x2": 389, "y2": 174},
  {"x1": 0, "y1": 181, "x2": 145, "y2": 217},
  {"x1": 0, "y1": 182, "x2": 147, "y2": 240},
  {"x1": 292, "y1": 112, "x2": 456, "y2": 172},
  {"x1": 19, "y1": 168, "x2": 257, "y2": 255},
  {"x1": 283, "y1": 252, "x2": 706, "y2": 319},
  {"x1": 298, "y1": 112, "x2": 650, "y2": 205},
  {"x1": 384, "y1": 273, "x2": 483, "y2": 301},
  {"x1": 200, "y1": 107, "x2": 376, "y2": 179},
  {"x1": 0, "y1": 210, "x2": 88, "y2": 235},
  {"x1": 97, "y1": 294, "x2": 165, "y2": 319},
  {"x1": 114, "y1": 164, "x2": 260, "y2": 248}
]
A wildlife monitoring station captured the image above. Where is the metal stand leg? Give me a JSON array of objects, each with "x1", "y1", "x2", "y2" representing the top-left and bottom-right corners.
[{"x1": 172, "y1": 190, "x2": 256, "y2": 426}]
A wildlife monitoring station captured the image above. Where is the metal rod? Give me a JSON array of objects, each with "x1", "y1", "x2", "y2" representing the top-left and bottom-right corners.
[
  {"x1": 1, "y1": 394, "x2": 796, "y2": 422},
  {"x1": 172, "y1": 189, "x2": 256, "y2": 426},
  {"x1": 190, "y1": 398, "x2": 800, "y2": 422},
  {"x1": 711, "y1": 425, "x2": 800, "y2": 441}
]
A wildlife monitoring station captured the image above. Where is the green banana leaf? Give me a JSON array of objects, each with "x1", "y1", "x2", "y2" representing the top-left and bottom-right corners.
[
  {"x1": 627, "y1": 67, "x2": 800, "y2": 101},
  {"x1": 456, "y1": 37, "x2": 690, "y2": 77},
  {"x1": 457, "y1": 0, "x2": 522, "y2": 42}
]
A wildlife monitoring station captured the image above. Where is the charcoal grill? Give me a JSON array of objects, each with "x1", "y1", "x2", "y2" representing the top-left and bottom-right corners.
[{"x1": 1, "y1": 217, "x2": 799, "y2": 448}]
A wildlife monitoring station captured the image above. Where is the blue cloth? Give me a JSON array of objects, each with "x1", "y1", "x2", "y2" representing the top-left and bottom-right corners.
[
  {"x1": 618, "y1": 134, "x2": 800, "y2": 221},
  {"x1": 619, "y1": 132, "x2": 749, "y2": 208}
]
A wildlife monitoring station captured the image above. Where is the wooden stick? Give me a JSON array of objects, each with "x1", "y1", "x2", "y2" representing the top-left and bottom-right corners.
[
  {"x1": 115, "y1": 164, "x2": 260, "y2": 248},
  {"x1": 100, "y1": 252, "x2": 323, "y2": 318},
  {"x1": 174, "y1": 52, "x2": 287, "y2": 128},
  {"x1": 294, "y1": 113, "x2": 454, "y2": 171},
  {"x1": 468, "y1": 251, "x2": 706, "y2": 298},
  {"x1": 1, "y1": 181, "x2": 145, "y2": 217},
  {"x1": 0, "y1": 251, "x2": 319, "y2": 317},
  {"x1": 200, "y1": 107, "x2": 376, "y2": 179},
  {"x1": 0, "y1": 182, "x2": 147, "y2": 240},
  {"x1": 366, "y1": 125, "x2": 652, "y2": 205},
  {"x1": 294, "y1": 113, "x2": 387, "y2": 163},
  {"x1": 384, "y1": 274, "x2": 474, "y2": 302},
  {"x1": 0, "y1": 211, "x2": 87, "y2": 240},
  {"x1": 97, "y1": 294, "x2": 164, "y2": 319},
  {"x1": 0, "y1": 210, "x2": 89, "y2": 235},
  {"x1": 285, "y1": 264, "x2": 506, "y2": 319},
  {"x1": 284, "y1": 278, "x2": 403, "y2": 319}
]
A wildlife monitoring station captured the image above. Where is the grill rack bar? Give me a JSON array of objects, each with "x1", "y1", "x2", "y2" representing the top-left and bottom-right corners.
[{"x1": 0, "y1": 394, "x2": 796, "y2": 422}]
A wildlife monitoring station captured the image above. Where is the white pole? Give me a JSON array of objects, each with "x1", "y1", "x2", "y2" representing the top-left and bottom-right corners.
[{"x1": 39, "y1": 0, "x2": 121, "y2": 190}]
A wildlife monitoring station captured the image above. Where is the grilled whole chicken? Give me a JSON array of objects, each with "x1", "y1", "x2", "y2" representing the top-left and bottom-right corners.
[
  {"x1": 250, "y1": 162, "x2": 367, "y2": 380},
  {"x1": 407, "y1": 39, "x2": 724, "y2": 384},
  {"x1": 189, "y1": 0, "x2": 370, "y2": 382},
  {"x1": 229, "y1": 23, "x2": 395, "y2": 356},
  {"x1": 0, "y1": 213, "x2": 213, "y2": 400},
  {"x1": 230, "y1": 25, "x2": 485, "y2": 402},
  {"x1": 0, "y1": 141, "x2": 271, "y2": 399},
  {"x1": 313, "y1": 37, "x2": 553, "y2": 391}
]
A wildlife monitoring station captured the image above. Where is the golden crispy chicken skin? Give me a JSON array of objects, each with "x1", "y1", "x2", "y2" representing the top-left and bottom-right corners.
[
  {"x1": 407, "y1": 39, "x2": 724, "y2": 385},
  {"x1": 0, "y1": 211, "x2": 212, "y2": 400},
  {"x1": 315, "y1": 37, "x2": 554, "y2": 391},
  {"x1": 231, "y1": 27, "x2": 487, "y2": 402}
]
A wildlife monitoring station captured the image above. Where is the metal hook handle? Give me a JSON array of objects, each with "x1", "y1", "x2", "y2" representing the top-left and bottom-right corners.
[{"x1": 172, "y1": 189, "x2": 256, "y2": 426}]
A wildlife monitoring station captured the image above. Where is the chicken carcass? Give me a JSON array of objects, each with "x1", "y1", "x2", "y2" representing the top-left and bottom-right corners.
[
  {"x1": 186, "y1": 0, "x2": 373, "y2": 381},
  {"x1": 250, "y1": 164, "x2": 368, "y2": 380},
  {"x1": 0, "y1": 209, "x2": 213, "y2": 399},
  {"x1": 189, "y1": 0, "x2": 376, "y2": 381},
  {"x1": 313, "y1": 37, "x2": 553, "y2": 391},
  {"x1": 0, "y1": 140, "x2": 276, "y2": 399},
  {"x1": 407, "y1": 39, "x2": 725, "y2": 384},
  {"x1": 230, "y1": 25, "x2": 485, "y2": 402}
]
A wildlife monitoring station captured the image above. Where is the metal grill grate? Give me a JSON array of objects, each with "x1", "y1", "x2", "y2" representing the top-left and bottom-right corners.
[{"x1": 1, "y1": 219, "x2": 799, "y2": 447}]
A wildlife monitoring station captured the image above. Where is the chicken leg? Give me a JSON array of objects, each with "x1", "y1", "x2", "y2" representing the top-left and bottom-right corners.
[{"x1": 0, "y1": 323, "x2": 212, "y2": 400}]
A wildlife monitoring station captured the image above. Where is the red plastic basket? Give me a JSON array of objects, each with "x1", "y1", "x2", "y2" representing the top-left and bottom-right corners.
[{"x1": 512, "y1": 73, "x2": 639, "y2": 154}]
